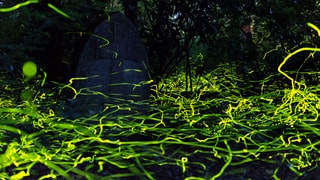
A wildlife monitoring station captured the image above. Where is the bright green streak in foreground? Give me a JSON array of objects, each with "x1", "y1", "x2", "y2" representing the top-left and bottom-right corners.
[{"x1": 0, "y1": 0, "x2": 39, "y2": 12}]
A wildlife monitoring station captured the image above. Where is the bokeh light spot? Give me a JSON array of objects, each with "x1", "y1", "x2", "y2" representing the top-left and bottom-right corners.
[{"x1": 23, "y1": 61, "x2": 37, "y2": 78}]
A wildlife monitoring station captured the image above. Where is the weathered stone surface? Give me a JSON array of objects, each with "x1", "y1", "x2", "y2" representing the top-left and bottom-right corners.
[{"x1": 72, "y1": 13, "x2": 150, "y2": 116}]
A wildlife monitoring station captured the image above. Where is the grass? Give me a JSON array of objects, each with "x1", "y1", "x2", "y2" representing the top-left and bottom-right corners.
[{"x1": 1, "y1": 59, "x2": 320, "y2": 180}]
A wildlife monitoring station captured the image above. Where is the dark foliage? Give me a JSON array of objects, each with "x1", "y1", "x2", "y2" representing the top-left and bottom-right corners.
[
  {"x1": 0, "y1": 0, "x2": 107, "y2": 85},
  {"x1": 1, "y1": 0, "x2": 320, "y2": 87}
]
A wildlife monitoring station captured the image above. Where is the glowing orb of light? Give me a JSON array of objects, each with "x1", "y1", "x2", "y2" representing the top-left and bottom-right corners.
[{"x1": 23, "y1": 61, "x2": 37, "y2": 78}]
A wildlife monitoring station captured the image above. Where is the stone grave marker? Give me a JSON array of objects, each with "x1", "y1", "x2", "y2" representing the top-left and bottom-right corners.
[{"x1": 72, "y1": 12, "x2": 150, "y2": 116}]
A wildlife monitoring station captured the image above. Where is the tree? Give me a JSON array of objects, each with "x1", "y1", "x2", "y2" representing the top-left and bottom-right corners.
[
  {"x1": 139, "y1": 0, "x2": 218, "y2": 89},
  {"x1": 1, "y1": 0, "x2": 320, "y2": 88}
]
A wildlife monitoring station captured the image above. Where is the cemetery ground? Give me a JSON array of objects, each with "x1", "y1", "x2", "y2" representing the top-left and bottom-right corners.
[{"x1": 1, "y1": 63, "x2": 320, "y2": 180}]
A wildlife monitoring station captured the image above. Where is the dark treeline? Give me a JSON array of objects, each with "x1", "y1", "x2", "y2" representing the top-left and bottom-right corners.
[{"x1": 1, "y1": 0, "x2": 320, "y2": 87}]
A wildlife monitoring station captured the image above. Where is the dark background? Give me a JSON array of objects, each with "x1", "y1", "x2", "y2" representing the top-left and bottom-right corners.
[{"x1": 1, "y1": 0, "x2": 320, "y2": 87}]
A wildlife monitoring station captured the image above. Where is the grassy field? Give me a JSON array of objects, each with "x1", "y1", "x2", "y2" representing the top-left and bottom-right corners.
[{"x1": 1, "y1": 61, "x2": 320, "y2": 180}]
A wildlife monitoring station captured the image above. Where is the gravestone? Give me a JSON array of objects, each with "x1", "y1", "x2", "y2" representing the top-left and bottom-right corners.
[{"x1": 72, "y1": 13, "x2": 150, "y2": 116}]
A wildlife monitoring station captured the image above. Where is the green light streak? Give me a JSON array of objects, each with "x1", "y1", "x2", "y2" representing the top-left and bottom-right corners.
[
  {"x1": 66, "y1": 31, "x2": 111, "y2": 51},
  {"x1": 210, "y1": 140, "x2": 232, "y2": 180},
  {"x1": 307, "y1": 22, "x2": 320, "y2": 36},
  {"x1": 0, "y1": 1, "x2": 73, "y2": 22},
  {"x1": 47, "y1": 3, "x2": 72, "y2": 20},
  {"x1": 0, "y1": 0, "x2": 39, "y2": 12},
  {"x1": 41, "y1": 160, "x2": 73, "y2": 180},
  {"x1": 40, "y1": 68, "x2": 47, "y2": 87},
  {"x1": 278, "y1": 47, "x2": 320, "y2": 88}
]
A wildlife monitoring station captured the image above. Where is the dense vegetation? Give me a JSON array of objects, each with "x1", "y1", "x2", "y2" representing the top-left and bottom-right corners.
[
  {"x1": 1, "y1": 0, "x2": 320, "y2": 179},
  {"x1": 2, "y1": 0, "x2": 320, "y2": 84}
]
